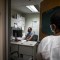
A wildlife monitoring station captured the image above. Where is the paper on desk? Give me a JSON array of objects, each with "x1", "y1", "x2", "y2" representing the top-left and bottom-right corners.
[{"x1": 23, "y1": 41, "x2": 37, "y2": 46}]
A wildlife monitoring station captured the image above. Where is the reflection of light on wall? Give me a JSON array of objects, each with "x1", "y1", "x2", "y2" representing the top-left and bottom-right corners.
[
  {"x1": 22, "y1": 26, "x2": 24, "y2": 30},
  {"x1": 32, "y1": 20, "x2": 38, "y2": 35},
  {"x1": 14, "y1": 23, "x2": 18, "y2": 28}
]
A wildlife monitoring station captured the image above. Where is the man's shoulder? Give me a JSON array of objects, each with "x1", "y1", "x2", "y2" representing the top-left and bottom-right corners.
[
  {"x1": 42, "y1": 35, "x2": 53, "y2": 40},
  {"x1": 41, "y1": 35, "x2": 53, "y2": 44}
]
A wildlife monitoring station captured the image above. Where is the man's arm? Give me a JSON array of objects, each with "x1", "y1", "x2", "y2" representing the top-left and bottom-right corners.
[
  {"x1": 26, "y1": 32, "x2": 33, "y2": 41},
  {"x1": 26, "y1": 35, "x2": 33, "y2": 41}
]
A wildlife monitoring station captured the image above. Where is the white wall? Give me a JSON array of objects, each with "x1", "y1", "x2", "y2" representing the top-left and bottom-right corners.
[
  {"x1": 0, "y1": 0, "x2": 5, "y2": 60},
  {"x1": 24, "y1": 13, "x2": 40, "y2": 40}
]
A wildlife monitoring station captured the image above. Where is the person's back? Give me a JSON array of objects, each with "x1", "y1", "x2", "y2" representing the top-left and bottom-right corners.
[
  {"x1": 37, "y1": 9, "x2": 60, "y2": 60},
  {"x1": 37, "y1": 35, "x2": 60, "y2": 60}
]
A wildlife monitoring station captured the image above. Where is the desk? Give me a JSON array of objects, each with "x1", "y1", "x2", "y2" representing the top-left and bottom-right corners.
[{"x1": 10, "y1": 40, "x2": 37, "y2": 60}]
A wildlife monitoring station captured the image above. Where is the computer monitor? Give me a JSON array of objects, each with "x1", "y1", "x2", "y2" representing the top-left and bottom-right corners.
[{"x1": 13, "y1": 29, "x2": 22, "y2": 37}]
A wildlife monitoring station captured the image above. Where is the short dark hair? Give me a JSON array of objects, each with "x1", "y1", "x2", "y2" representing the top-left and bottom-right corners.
[
  {"x1": 28, "y1": 27, "x2": 32, "y2": 30},
  {"x1": 50, "y1": 11, "x2": 60, "y2": 30}
]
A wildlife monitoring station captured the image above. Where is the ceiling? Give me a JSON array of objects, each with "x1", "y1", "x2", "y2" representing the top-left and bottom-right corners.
[{"x1": 11, "y1": 0, "x2": 43, "y2": 13}]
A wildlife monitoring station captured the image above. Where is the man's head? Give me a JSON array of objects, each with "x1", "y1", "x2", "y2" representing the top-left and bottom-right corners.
[
  {"x1": 50, "y1": 11, "x2": 60, "y2": 34},
  {"x1": 28, "y1": 27, "x2": 32, "y2": 33}
]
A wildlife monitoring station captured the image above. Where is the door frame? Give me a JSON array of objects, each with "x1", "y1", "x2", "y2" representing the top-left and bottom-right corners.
[{"x1": 6, "y1": 0, "x2": 11, "y2": 60}]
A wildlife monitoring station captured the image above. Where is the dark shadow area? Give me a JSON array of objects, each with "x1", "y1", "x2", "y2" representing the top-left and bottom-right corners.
[{"x1": 42, "y1": 6, "x2": 60, "y2": 35}]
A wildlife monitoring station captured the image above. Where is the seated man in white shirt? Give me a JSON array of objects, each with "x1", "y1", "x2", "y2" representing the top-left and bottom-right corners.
[
  {"x1": 25, "y1": 27, "x2": 34, "y2": 41},
  {"x1": 37, "y1": 10, "x2": 60, "y2": 60}
]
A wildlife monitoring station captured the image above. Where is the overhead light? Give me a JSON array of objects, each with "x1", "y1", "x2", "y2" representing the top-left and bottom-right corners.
[{"x1": 26, "y1": 5, "x2": 38, "y2": 12}]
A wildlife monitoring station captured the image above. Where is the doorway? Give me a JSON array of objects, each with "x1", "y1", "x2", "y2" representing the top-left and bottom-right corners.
[{"x1": 6, "y1": 0, "x2": 43, "y2": 60}]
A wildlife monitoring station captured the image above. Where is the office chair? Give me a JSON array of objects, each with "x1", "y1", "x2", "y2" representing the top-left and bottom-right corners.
[{"x1": 32, "y1": 35, "x2": 38, "y2": 41}]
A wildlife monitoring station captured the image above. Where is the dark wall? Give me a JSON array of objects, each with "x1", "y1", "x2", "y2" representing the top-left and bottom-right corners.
[{"x1": 42, "y1": 6, "x2": 60, "y2": 35}]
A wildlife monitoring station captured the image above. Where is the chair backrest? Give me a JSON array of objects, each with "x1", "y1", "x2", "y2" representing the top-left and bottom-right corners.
[{"x1": 32, "y1": 35, "x2": 38, "y2": 41}]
